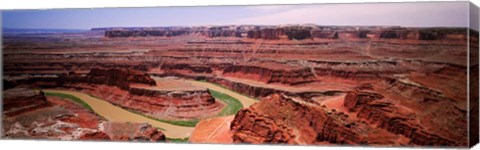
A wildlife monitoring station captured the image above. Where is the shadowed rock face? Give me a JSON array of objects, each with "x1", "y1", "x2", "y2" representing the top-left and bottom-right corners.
[
  {"x1": 82, "y1": 68, "x2": 156, "y2": 90},
  {"x1": 3, "y1": 88, "x2": 49, "y2": 116}
]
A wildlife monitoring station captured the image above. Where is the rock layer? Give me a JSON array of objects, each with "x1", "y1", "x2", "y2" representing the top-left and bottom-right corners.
[
  {"x1": 3, "y1": 88, "x2": 49, "y2": 116},
  {"x1": 230, "y1": 94, "x2": 401, "y2": 145},
  {"x1": 344, "y1": 91, "x2": 459, "y2": 146},
  {"x1": 101, "y1": 25, "x2": 467, "y2": 42}
]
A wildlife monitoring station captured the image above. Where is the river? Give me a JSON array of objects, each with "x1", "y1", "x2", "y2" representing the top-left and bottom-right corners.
[{"x1": 43, "y1": 80, "x2": 259, "y2": 139}]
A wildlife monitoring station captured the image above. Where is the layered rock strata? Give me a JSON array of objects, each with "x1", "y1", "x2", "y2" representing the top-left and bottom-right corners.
[
  {"x1": 344, "y1": 91, "x2": 461, "y2": 146},
  {"x1": 3, "y1": 88, "x2": 49, "y2": 116},
  {"x1": 222, "y1": 65, "x2": 317, "y2": 85},
  {"x1": 102, "y1": 25, "x2": 467, "y2": 42},
  {"x1": 230, "y1": 94, "x2": 402, "y2": 145}
]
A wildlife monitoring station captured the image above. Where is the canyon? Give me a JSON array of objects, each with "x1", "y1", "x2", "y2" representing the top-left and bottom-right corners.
[
  {"x1": 2, "y1": 25, "x2": 477, "y2": 147},
  {"x1": 2, "y1": 88, "x2": 166, "y2": 142}
]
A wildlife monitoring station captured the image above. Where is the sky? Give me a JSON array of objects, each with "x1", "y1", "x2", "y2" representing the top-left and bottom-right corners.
[{"x1": 1, "y1": 1, "x2": 472, "y2": 30}]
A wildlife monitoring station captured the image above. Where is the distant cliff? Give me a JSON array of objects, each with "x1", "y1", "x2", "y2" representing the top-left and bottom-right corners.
[{"x1": 94, "y1": 25, "x2": 468, "y2": 41}]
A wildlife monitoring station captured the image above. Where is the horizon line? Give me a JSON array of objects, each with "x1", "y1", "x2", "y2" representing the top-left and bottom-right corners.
[{"x1": 2, "y1": 24, "x2": 472, "y2": 31}]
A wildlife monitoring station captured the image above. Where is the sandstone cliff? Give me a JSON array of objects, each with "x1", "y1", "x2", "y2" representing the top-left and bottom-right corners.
[
  {"x1": 344, "y1": 91, "x2": 460, "y2": 146},
  {"x1": 230, "y1": 94, "x2": 402, "y2": 145},
  {"x1": 222, "y1": 65, "x2": 317, "y2": 85},
  {"x1": 83, "y1": 68, "x2": 156, "y2": 90}
]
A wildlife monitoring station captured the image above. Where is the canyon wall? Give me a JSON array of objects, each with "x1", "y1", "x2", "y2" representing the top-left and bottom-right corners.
[
  {"x1": 79, "y1": 68, "x2": 156, "y2": 90},
  {"x1": 2, "y1": 88, "x2": 49, "y2": 116},
  {"x1": 344, "y1": 91, "x2": 461, "y2": 146},
  {"x1": 101, "y1": 25, "x2": 467, "y2": 41},
  {"x1": 230, "y1": 94, "x2": 400, "y2": 145},
  {"x1": 222, "y1": 65, "x2": 317, "y2": 85}
]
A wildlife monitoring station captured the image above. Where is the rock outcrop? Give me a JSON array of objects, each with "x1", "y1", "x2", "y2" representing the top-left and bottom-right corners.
[
  {"x1": 2, "y1": 93, "x2": 105, "y2": 141},
  {"x1": 3, "y1": 88, "x2": 49, "y2": 116},
  {"x1": 230, "y1": 94, "x2": 400, "y2": 145},
  {"x1": 81, "y1": 68, "x2": 156, "y2": 90},
  {"x1": 161, "y1": 63, "x2": 213, "y2": 74},
  {"x1": 222, "y1": 65, "x2": 317, "y2": 85},
  {"x1": 205, "y1": 77, "x2": 334, "y2": 100},
  {"x1": 65, "y1": 84, "x2": 223, "y2": 120},
  {"x1": 344, "y1": 91, "x2": 459, "y2": 146},
  {"x1": 206, "y1": 77, "x2": 285, "y2": 98},
  {"x1": 78, "y1": 131, "x2": 111, "y2": 141},
  {"x1": 312, "y1": 60, "x2": 407, "y2": 80},
  {"x1": 101, "y1": 122, "x2": 166, "y2": 142},
  {"x1": 231, "y1": 109, "x2": 297, "y2": 144}
]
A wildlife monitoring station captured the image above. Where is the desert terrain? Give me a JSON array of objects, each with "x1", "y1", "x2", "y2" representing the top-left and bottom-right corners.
[{"x1": 2, "y1": 25, "x2": 478, "y2": 147}]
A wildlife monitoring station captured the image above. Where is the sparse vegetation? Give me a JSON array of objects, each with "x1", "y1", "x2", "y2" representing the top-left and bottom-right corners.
[
  {"x1": 167, "y1": 137, "x2": 190, "y2": 143},
  {"x1": 44, "y1": 81, "x2": 249, "y2": 128},
  {"x1": 196, "y1": 79, "x2": 259, "y2": 101},
  {"x1": 209, "y1": 89, "x2": 243, "y2": 116},
  {"x1": 125, "y1": 109, "x2": 199, "y2": 127},
  {"x1": 45, "y1": 92, "x2": 94, "y2": 112},
  {"x1": 124, "y1": 89, "x2": 244, "y2": 127},
  {"x1": 88, "y1": 94, "x2": 101, "y2": 99}
]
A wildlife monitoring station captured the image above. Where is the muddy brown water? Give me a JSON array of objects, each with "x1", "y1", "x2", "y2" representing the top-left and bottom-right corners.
[
  {"x1": 43, "y1": 80, "x2": 259, "y2": 139},
  {"x1": 43, "y1": 89, "x2": 195, "y2": 139}
]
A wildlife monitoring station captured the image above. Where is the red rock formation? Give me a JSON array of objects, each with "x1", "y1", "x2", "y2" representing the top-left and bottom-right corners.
[
  {"x1": 84, "y1": 68, "x2": 156, "y2": 90},
  {"x1": 206, "y1": 77, "x2": 283, "y2": 98},
  {"x1": 8, "y1": 68, "x2": 223, "y2": 120},
  {"x1": 2, "y1": 91, "x2": 108, "y2": 141},
  {"x1": 312, "y1": 60, "x2": 407, "y2": 80},
  {"x1": 469, "y1": 30, "x2": 479, "y2": 147},
  {"x1": 230, "y1": 94, "x2": 399, "y2": 145},
  {"x1": 222, "y1": 65, "x2": 317, "y2": 85},
  {"x1": 189, "y1": 116, "x2": 235, "y2": 144},
  {"x1": 65, "y1": 84, "x2": 223, "y2": 120},
  {"x1": 161, "y1": 63, "x2": 213, "y2": 74},
  {"x1": 343, "y1": 91, "x2": 384, "y2": 111},
  {"x1": 205, "y1": 77, "x2": 332, "y2": 100},
  {"x1": 344, "y1": 91, "x2": 459, "y2": 146},
  {"x1": 311, "y1": 30, "x2": 338, "y2": 39},
  {"x1": 2, "y1": 88, "x2": 49, "y2": 116},
  {"x1": 247, "y1": 28, "x2": 286, "y2": 40},
  {"x1": 78, "y1": 131, "x2": 111, "y2": 141},
  {"x1": 386, "y1": 78, "x2": 455, "y2": 103},
  {"x1": 2, "y1": 24, "x2": 471, "y2": 147},
  {"x1": 231, "y1": 109, "x2": 297, "y2": 144}
]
